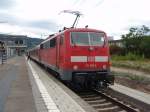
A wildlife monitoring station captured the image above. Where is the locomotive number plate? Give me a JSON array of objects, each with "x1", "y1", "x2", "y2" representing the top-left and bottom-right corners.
[{"x1": 87, "y1": 56, "x2": 95, "y2": 62}]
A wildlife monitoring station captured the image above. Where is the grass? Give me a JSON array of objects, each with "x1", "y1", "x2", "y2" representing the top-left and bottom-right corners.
[
  {"x1": 111, "y1": 53, "x2": 144, "y2": 61},
  {"x1": 112, "y1": 71, "x2": 150, "y2": 84},
  {"x1": 111, "y1": 54, "x2": 150, "y2": 73}
]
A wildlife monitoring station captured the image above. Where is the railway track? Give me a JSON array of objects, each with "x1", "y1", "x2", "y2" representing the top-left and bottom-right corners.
[{"x1": 77, "y1": 89, "x2": 140, "y2": 112}]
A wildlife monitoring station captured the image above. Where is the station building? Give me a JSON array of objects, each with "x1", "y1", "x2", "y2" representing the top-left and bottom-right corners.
[
  {"x1": 109, "y1": 39, "x2": 123, "y2": 47},
  {"x1": 0, "y1": 34, "x2": 28, "y2": 57}
]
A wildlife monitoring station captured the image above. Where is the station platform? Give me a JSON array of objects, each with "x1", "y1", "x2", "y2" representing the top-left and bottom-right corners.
[
  {"x1": 110, "y1": 83, "x2": 150, "y2": 111},
  {"x1": 0, "y1": 56, "x2": 95, "y2": 112},
  {"x1": 110, "y1": 84, "x2": 150, "y2": 105}
]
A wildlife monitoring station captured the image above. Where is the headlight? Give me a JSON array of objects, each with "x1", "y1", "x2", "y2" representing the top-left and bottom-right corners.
[
  {"x1": 73, "y1": 65, "x2": 78, "y2": 70},
  {"x1": 102, "y1": 65, "x2": 107, "y2": 70}
]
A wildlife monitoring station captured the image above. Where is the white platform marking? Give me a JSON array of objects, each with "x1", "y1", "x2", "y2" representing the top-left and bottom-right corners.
[{"x1": 28, "y1": 62, "x2": 60, "y2": 112}]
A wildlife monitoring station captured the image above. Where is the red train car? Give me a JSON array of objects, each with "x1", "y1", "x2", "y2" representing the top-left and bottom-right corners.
[{"x1": 29, "y1": 28, "x2": 114, "y2": 88}]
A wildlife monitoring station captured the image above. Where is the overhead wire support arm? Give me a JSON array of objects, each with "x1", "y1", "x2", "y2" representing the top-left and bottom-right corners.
[
  {"x1": 60, "y1": 10, "x2": 83, "y2": 28},
  {"x1": 72, "y1": 14, "x2": 80, "y2": 28}
]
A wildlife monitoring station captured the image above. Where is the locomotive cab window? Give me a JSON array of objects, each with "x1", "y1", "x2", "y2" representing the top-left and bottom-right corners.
[
  {"x1": 71, "y1": 32, "x2": 105, "y2": 46},
  {"x1": 90, "y1": 32, "x2": 105, "y2": 46}
]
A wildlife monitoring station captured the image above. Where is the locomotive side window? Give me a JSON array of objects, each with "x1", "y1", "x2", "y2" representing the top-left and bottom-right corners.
[{"x1": 50, "y1": 38, "x2": 56, "y2": 47}]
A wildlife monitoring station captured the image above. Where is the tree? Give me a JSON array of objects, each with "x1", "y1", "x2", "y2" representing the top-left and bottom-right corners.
[
  {"x1": 121, "y1": 25, "x2": 150, "y2": 57},
  {"x1": 140, "y1": 36, "x2": 150, "y2": 58}
]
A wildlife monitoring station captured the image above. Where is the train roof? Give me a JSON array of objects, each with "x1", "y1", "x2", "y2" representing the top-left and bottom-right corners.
[
  {"x1": 41, "y1": 28, "x2": 106, "y2": 44},
  {"x1": 64, "y1": 28, "x2": 106, "y2": 33},
  {"x1": 28, "y1": 27, "x2": 106, "y2": 52}
]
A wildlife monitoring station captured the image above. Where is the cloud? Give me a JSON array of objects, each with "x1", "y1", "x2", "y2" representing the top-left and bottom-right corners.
[
  {"x1": 0, "y1": 12, "x2": 59, "y2": 35},
  {"x1": 0, "y1": 0, "x2": 15, "y2": 9},
  {"x1": 95, "y1": 0, "x2": 105, "y2": 7},
  {"x1": 122, "y1": 20, "x2": 150, "y2": 32},
  {"x1": 28, "y1": 20, "x2": 59, "y2": 32},
  {"x1": 0, "y1": 12, "x2": 17, "y2": 24}
]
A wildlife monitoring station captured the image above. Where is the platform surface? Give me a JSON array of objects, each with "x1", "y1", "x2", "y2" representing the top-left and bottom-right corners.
[
  {"x1": 0, "y1": 56, "x2": 95, "y2": 112},
  {"x1": 0, "y1": 56, "x2": 36, "y2": 112}
]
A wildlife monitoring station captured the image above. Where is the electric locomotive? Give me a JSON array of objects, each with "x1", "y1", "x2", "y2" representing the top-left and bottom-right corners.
[{"x1": 29, "y1": 27, "x2": 114, "y2": 89}]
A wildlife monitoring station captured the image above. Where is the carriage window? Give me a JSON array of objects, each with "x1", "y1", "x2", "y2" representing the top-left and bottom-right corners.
[
  {"x1": 50, "y1": 38, "x2": 56, "y2": 47},
  {"x1": 40, "y1": 44, "x2": 43, "y2": 49},
  {"x1": 43, "y1": 42, "x2": 47, "y2": 48},
  {"x1": 44, "y1": 43, "x2": 46, "y2": 48},
  {"x1": 47, "y1": 41, "x2": 50, "y2": 48}
]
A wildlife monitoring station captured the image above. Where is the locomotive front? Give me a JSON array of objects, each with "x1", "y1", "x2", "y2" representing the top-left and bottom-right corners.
[{"x1": 64, "y1": 28, "x2": 114, "y2": 89}]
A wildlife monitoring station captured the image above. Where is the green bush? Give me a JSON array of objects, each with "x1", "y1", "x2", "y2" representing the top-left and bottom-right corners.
[{"x1": 110, "y1": 45, "x2": 125, "y2": 55}]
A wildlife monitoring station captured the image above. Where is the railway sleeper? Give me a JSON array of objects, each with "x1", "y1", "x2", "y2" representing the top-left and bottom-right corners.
[
  {"x1": 84, "y1": 97, "x2": 104, "y2": 101},
  {"x1": 96, "y1": 106, "x2": 121, "y2": 112},
  {"x1": 83, "y1": 96, "x2": 102, "y2": 101},
  {"x1": 80, "y1": 94, "x2": 99, "y2": 98},
  {"x1": 87, "y1": 99, "x2": 107, "y2": 104},
  {"x1": 93, "y1": 102, "x2": 113, "y2": 108}
]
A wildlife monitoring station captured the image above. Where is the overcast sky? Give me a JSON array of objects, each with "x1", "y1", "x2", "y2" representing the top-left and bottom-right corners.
[{"x1": 0, "y1": 0, "x2": 150, "y2": 39}]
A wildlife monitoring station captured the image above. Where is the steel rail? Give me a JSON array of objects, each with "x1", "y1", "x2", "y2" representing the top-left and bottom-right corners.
[{"x1": 93, "y1": 89, "x2": 140, "y2": 112}]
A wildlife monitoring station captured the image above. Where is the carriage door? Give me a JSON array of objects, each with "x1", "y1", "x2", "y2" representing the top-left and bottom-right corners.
[{"x1": 56, "y1": 36, "x2": 60, "y2": 68}]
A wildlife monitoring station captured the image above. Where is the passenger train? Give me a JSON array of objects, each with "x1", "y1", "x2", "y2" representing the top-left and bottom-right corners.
[{"x1": 29, "y1": 27, "x2": 114, "y2": 89}]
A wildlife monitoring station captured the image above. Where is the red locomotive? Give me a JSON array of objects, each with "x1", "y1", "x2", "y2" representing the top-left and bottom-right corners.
[{"x1": 29, "y1": 27, "x2": 114, "y2": 89}]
